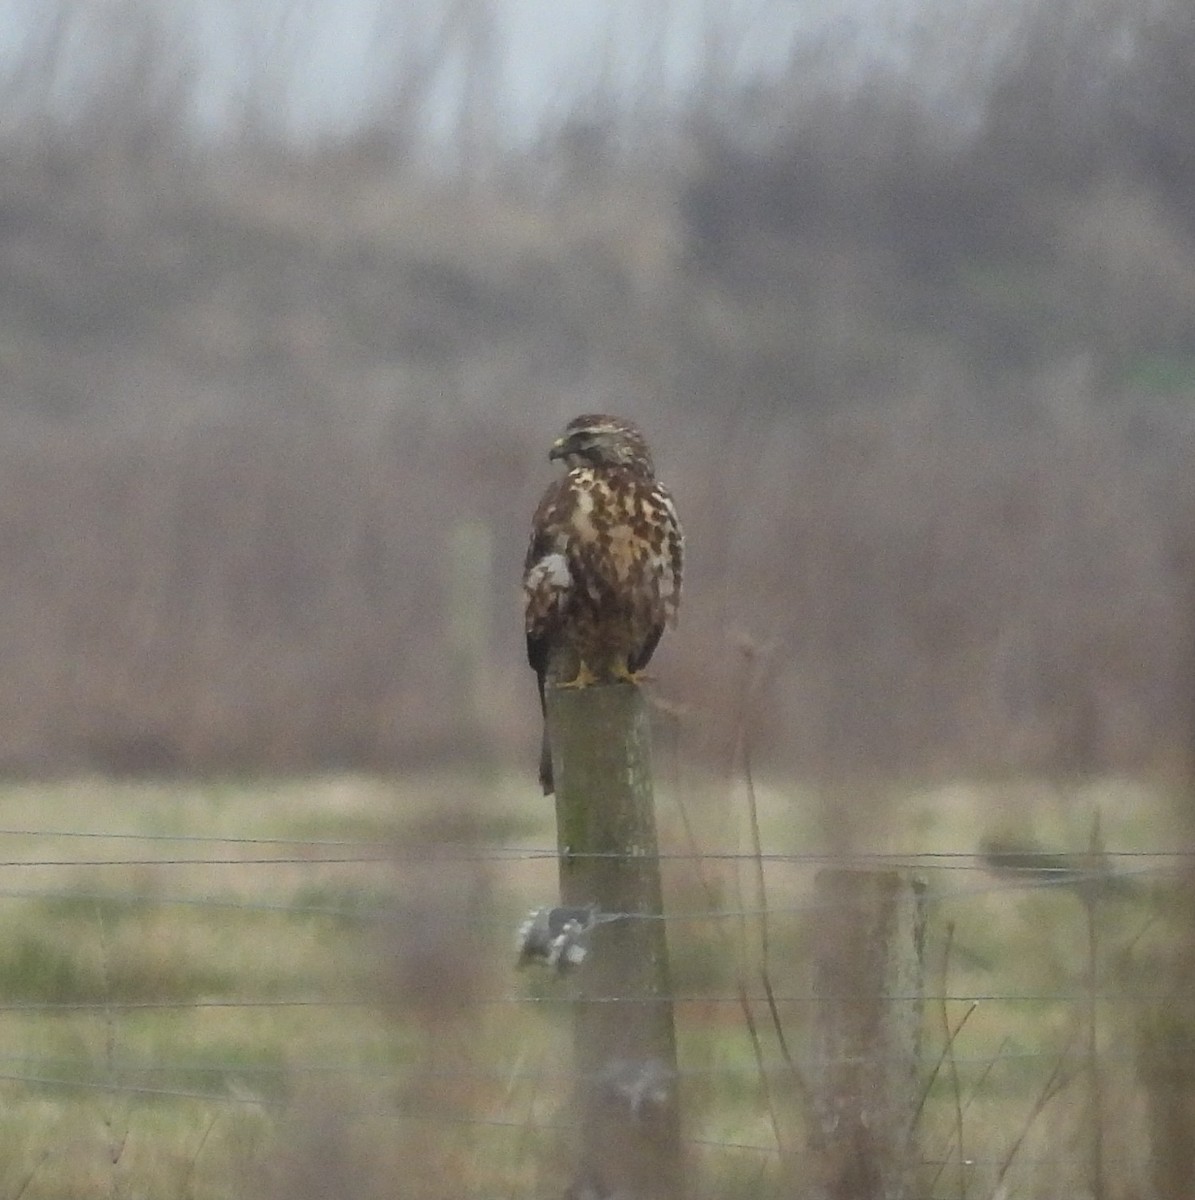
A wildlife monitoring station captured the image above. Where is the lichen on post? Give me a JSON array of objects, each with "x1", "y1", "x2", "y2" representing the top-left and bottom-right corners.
[{"x1": 546, "y1": 681, "x2": 683, "y2": 1200}]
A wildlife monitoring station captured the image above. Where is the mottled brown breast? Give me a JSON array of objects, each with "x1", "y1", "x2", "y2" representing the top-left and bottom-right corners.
[{"x1": 523, "y1": 462, "x2": 682, "y2": 674}]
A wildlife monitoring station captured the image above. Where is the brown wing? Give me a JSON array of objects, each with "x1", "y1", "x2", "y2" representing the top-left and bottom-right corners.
[
  {"x1": 524, "y1": 478, "x2": 577, "y2": 795},
  {"x1": 523, "y1": 476, "x2": 574, "y2": 681}
]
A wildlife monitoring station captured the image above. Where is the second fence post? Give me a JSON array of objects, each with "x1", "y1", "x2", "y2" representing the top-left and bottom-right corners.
[
  {"x1": 810, "y1": 868, "x2": 926, "y2": 1200},
  {"x1": 547, "y1": 682, "x2": 683, "y2": 1200}
]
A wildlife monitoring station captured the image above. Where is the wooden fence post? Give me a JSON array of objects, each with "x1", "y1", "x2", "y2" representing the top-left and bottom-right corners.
[
  {"x1": 546, "y1": 682, "x2": 683, "y2": 1200},
  {"x1": 809, "y1": 869, "x2": 926, "y2": 1200}
]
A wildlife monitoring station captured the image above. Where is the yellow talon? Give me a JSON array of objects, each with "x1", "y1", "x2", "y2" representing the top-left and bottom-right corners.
[
  {"x1": 555, "y1": 661, "x2": 599, "y2": 689},
  {"x1": 613, "y1": 662, "x2": 650, "y2": 685}
]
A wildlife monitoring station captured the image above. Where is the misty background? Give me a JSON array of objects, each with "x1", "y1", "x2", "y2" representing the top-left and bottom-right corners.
[{"x1": 0, "y1": 0, "x2": 1193, "y2": 786}]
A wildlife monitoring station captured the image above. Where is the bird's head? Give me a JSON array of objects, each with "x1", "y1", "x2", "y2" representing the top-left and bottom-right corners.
[{"x1": 549, "y1": 414, "x2": 654, "y2": 475}]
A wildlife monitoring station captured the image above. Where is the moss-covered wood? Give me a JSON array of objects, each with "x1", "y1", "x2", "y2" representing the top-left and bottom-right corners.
[{"x1": 546, "y1": 681, "x2": 683, "y2": 1200}]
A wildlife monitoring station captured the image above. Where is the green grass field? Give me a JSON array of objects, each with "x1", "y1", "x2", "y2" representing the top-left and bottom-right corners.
[{"x1": 0, "y1": 772, "x2": 1182, "y2": 1198}]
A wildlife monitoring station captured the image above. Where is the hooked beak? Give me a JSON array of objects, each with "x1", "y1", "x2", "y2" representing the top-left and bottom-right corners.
[{"x1": 548, "y1": 436, "x2": 569, "y2": 462}]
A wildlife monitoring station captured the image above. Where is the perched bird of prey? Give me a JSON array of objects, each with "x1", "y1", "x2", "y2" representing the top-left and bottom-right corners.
[{"x1": 524, "y1": 414, "x2": 683, "y2": 794}]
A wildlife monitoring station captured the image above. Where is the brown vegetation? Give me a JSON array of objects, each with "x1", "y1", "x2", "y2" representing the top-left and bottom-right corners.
[{"x1": 0, "y1": 0, "x2": 1193, "y2": 792}]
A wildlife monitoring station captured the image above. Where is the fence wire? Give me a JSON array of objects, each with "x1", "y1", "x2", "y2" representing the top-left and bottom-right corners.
[{"x1": 0, "y1": 818, "x2": 1186, "y2": 1198}]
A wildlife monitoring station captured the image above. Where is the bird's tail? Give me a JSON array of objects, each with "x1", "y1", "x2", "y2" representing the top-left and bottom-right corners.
[
  {"x1": 537, "y1": 671, "x2": 554, "y2": 794},
  {"x1": 539, "y1": 723, "x2": 554, "y2": 795}
]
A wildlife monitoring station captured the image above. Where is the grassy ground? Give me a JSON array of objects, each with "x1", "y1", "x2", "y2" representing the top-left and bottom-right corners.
[{"x1": 0, "y1": 771, "x2": 1179, "y2": 1198}]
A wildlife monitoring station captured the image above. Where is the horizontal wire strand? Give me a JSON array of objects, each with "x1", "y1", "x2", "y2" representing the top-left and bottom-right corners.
[
  {"x1": 0, "y1": 1045, "x2": 1149, "y2": 1082},
  {"x1": 0, "y1": 827, "x2": 1187, "y2": 864},
  {"x1": 0, "y1": 856, "x2": 1172, "y2": 924},
  {"x1": 0, "y1": 991, "x2": 1182, "y2": 1013}
]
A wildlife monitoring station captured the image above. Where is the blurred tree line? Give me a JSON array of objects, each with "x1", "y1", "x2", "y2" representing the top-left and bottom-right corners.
[{"x1": 0, "y1": 0, "x2": 1192, "y2": 780}]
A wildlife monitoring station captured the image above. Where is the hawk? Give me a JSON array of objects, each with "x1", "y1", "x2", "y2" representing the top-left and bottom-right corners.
[{"x1": 524, "y1": 414, "x2": 683, "y2": 794}]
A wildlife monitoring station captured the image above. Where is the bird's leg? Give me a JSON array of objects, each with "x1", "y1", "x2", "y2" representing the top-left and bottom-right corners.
[{"x1": 554, "y1": 660, "x2": 599, "y2": 690}]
